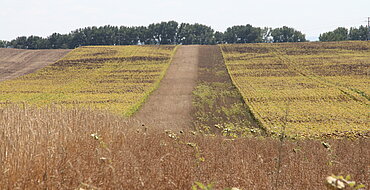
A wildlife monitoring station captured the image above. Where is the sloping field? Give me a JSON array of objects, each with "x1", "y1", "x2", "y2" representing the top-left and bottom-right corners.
[
  {"x1": 192, "y1": 45, "x2": 263, "y2": 137},
  {"x1": 0, "y1": 44, "x2": 369, "y2": 189},
  {"x1": 134, "y1": 45, "x2": 198, "y2": 130},
  {"x1": 0, "y1": 48, "x2": 71, "y2": 81},
  {"x1": 221, "y1": 41, "x2": 370, "y2": 137},
  {"x1": 0, "y1": 46, "x2": 177, "y2": 116}
]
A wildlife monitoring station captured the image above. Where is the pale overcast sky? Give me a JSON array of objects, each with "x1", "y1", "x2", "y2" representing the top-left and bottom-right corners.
[{"x1": 1, "y1": 0, "x2": 369, "y2": 41}]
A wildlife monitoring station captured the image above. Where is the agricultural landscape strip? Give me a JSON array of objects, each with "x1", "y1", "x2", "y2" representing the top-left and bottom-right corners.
[
  {"x1": 191, "y1": 45, "x2": 265, "y2": 136},
  {"x1": 221, "y1": 41, "x2": 370, "y2": 138},
  {"x1": 134, "y1": 45, "x2": 198, "y2": 130},
  {"x1": 0, "y1": 43, "x2": 369, "y2": 189},
  {"x1": 0, "y1": 45, "x2": 177, "y2": 116}
]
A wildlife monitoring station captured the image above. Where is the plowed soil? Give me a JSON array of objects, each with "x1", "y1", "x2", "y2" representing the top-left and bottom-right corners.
[
  {"x1": 0, "y1": 48, "x2": 71, "y2": 82},
  {"x1": 134, "y1": 45, "x2": 199, "y2": 130}
]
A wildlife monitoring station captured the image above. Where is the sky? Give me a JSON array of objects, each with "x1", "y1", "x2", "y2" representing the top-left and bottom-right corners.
[{"x1": 1, "y1": 0, "x2": 369, "y2": 41}]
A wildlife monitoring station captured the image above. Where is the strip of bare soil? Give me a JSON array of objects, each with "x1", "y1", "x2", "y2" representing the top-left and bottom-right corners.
[
  {"x1": 134, "y1": 45, "x2": 262, "y2": 135},
  {"x1": 133, "y1": 45, "x2": 199, "y2": 130}
]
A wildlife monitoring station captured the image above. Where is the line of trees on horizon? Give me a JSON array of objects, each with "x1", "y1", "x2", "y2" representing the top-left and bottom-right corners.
[
  {"x1": 319, "y1": 26, "x2": 369, "y2": 41},
  {"x1": 0, "y1": 21, "x2": 368, "y2": 49},
  {"x1": 0, "y1": 21, "x2": 306, "y2": 49}
]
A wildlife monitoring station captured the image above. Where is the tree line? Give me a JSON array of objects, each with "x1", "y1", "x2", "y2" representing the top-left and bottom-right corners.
[
  {"x1": 319, "y1": 26, "x2": 368, "y2": 41},
  {"x1": 0, "y1": 21, "x2": 308, "y2": 49},
  {"x1": 0, "y1": 21, "x2": 368, "y2": 49}
]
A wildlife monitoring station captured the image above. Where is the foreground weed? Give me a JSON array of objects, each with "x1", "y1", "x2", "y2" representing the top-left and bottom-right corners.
[
  {"x1": 326, "y1": 175, "x2": 366, "y2": 189},
  {"x1": 192, "y1": 182, "x2": 214, "y2": 190},
  {"x1": 1, "y1": 104, "x2": 369, "y2": 189}
]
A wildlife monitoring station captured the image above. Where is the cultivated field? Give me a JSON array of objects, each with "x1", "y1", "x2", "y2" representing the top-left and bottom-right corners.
[
  {"x1": 134, "y1": 46, "x2": 198, "y2": 130},
  {"x1": 0, "y1": 43, "x2": 369, "y2": 189},
  {"x1": 221, "y1": 41, "x2": 370, "y2": 138},
  {"x1": 0, "y1": 45, "x2": 176, "y2": 116},
  {"x1": 0, "y1": 48, "x2": 70, "y2": 81},
  {"x1": 192, "y1": 46, "x2": 263, "y2": 137}
]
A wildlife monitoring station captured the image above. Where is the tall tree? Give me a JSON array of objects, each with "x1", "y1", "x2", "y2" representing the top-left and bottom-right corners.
[
  {"x1": 177, "y1": 23, "x2": 214, "y2": 45},
  {"x1": 25, "y1": 36, "x2": 49, "y2": 49},
  {"x1": 214, "y1": 31, "x2": 224, "y2": 44},
  {"x1": 223, "y1": 24, "x2": 262, "y2": 43},
  {"x1": 0, "y1": 40, "x2": 8, "y2": 48},
  {"x1": 319, "y1": 27, "x2": 348, "y2": 41},
  {"x1": 148, "y1": 21, "x2": 178, "y2": 44},
  {"x1": 47, "y1": 33, "x2": 71, "y2": 49},
  {"x1": 271, "y1": 26, "x2": 306, "y2": 43},
  {"x1": 10, "y1": 36, "x2": 28, "y2": 49},
  {"x1": 348, "y1": 26, "x2": 368, "y2": 41},
  {"x1": 135, "y1": 26, "x2": 150, "y2": 45}
]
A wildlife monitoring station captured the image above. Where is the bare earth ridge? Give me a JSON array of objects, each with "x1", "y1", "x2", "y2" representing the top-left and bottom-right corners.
[
  {"x1": 0, "y1": 48, "x2": 71, "y2": 82},
  {"x1": 134, "y1": 45, "x2": 199, "y2": 130}
]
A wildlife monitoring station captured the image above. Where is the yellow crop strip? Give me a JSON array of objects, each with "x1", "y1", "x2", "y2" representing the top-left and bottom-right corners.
[
  {"x1": 220, "y1": 41, "x2": 370, "y2": 138},
  {"x1": 0, "y1": 45, "x2": 177, "y2": 116}
]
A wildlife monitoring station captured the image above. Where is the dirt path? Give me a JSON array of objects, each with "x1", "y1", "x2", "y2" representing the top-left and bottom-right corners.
[
  {"x1": 133, "y1": 45, "x2": 199, "y2": 130},
  {"x1": 0, "y1": 48, "x2": 71, "y2": 82}
]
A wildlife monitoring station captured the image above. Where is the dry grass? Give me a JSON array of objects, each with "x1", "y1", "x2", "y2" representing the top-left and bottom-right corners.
[{"x1": 0, "y1": 105, "x2": 368, "y2": 189}]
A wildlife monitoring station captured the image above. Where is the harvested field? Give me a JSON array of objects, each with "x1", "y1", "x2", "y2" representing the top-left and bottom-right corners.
[
  {"x1": 0, "y1": 46, "x2": 177, "y2": 116},
  {"x1": 221, "y1": 41, "x2": 370, "y2": 137},
  {"x1": 0, "y1": 48, "x2": 70, "y2": 81}
]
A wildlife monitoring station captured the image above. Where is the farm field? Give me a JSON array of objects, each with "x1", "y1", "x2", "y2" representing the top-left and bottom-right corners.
[
  {"x1": 221, "y1": 41, "x2": 370, "y2": 137},
  {"x1": 0, "y1": 48, "x2": 70, "y2": 81},
  {"x1": 134, "y1": 46, "x2": 199, "y2": 130},
  {"x1": 192, "y1": 45, "x2": 263, "y2": 137},
  {"x1": 0, "y1": 43, "x2": 369, "y2": 189},
  {"x1": 0, "y1": 45, "x2": 177, "y2": 116}
]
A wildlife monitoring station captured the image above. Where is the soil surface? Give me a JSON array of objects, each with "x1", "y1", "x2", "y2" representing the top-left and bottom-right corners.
[
  {"x1": 0, "y1": 48, "x2": 71, "y2": 82},
  {"x1": 133, "y1": 45, "x2": 199, "y2": 130},
  {"x1": 193, "y1": 45, "x2": 263, "y2": 135}
]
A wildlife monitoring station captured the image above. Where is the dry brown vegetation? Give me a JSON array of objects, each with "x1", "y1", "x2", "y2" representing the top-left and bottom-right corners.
[{"x1": 1, "y1": 105, "x2": 368, "y2": 189}]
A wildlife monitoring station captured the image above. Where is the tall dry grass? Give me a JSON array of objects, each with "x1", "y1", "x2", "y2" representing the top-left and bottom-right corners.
[{"x1": 0, "y1": 105, "x2": 368, "y2": 189}]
